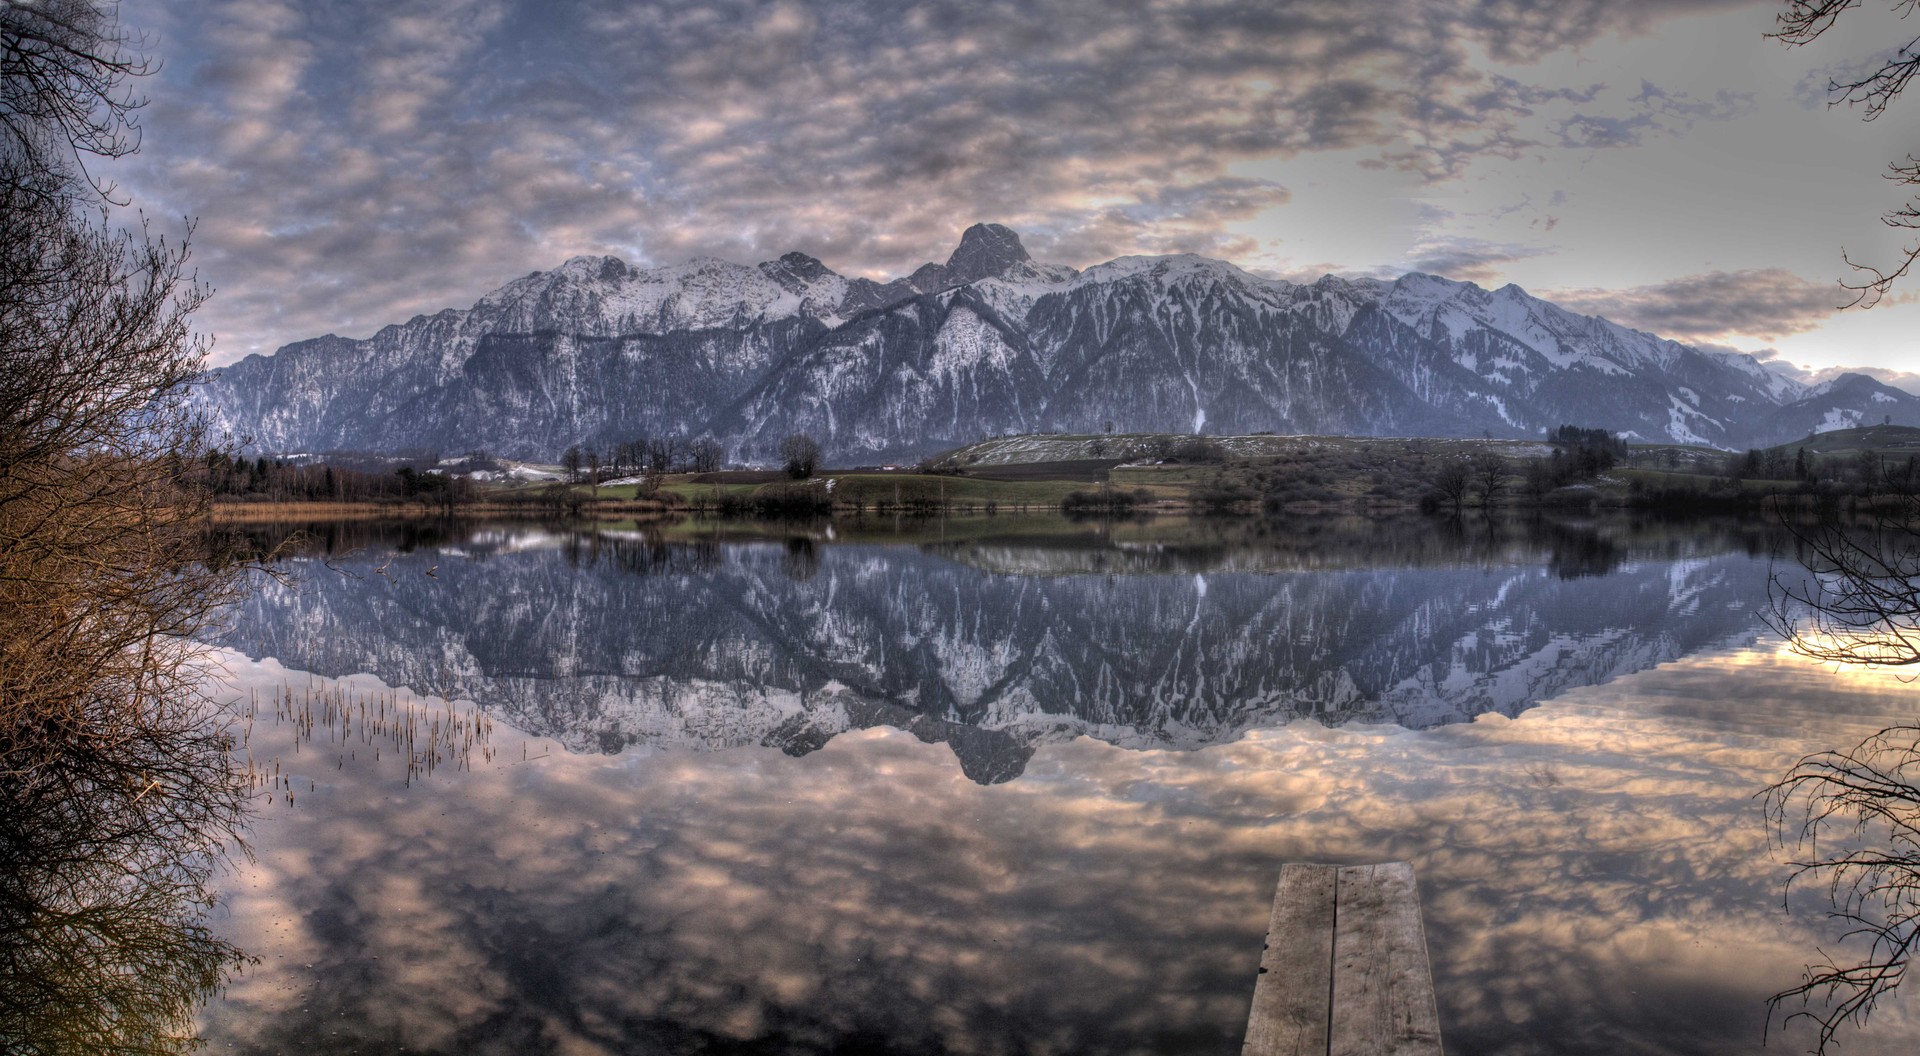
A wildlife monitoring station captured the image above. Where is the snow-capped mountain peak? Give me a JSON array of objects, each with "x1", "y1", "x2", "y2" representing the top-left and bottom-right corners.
[
  {"x1": 1072, "y1": 253, "x2": 1287, "y2": 297},
  {"x1": 471, "y1": 251, "x2": 842, "y2": 336}
]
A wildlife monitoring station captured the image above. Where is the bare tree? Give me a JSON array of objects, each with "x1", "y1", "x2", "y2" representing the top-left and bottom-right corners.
[
  {"x1": 1, "y1": 654, "x2": 249, "y2": 1053},
  {"x1": 0, "y1": 1, "x2": 151, "y2": 204},
  {"x1": 1472, "y1": 454, "x2": 1509, "y2": 506},
  {"x1": 1769, "y1": 504, "x2": 1920, "y2": 667},
  {"x1": 1522, "y1": 457, "x2": 1556, "y2": 502},
  {"x1": 614, "y1": 436, "x2": 646, "y2": 477},
  {"x1": 1765, "y1": 446, "x2": 1792, "y2": 481},
  {"x1": 689, "y1": 438, "x2": 725, "y2": 474},
  {"x1": 1764, "y1": 486, "x2": 1920, "y2": 1051},
  {"x1": 0, "y1": 5, "x2": 254, "y2": 1048},
  {"x1": 1, "y1": 1, "x2": 234, "y2": 773},
  {"x1": 1430, "y1": 458, "x2": 1472, "y2": 511},
  {"x1": 1857, "y1": 448, "x2": 1885, "y2": 496},
  {"x1": 1772, "y1": 2, "x2": 1920, "y2": 305},
  {"x1": 1766, "y1": 725, "x2": 1920, "y2": 1052},
  {"x1": 646, "y1": 435, "x2": 678, "y2": 475},
  {"x1": 561, "y1": 444, "x2": 582, "y2": 484},
  {"x1": 780, "y1": 433, "x2": 821, "y2": 479}
]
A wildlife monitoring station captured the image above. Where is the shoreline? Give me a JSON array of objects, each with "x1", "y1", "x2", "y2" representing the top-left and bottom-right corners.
[{"x1": 210, "y1": 499, "x2": 670, "y2": 521}]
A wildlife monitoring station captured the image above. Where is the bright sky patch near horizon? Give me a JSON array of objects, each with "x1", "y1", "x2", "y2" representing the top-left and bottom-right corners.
[{"x1": 107, "y1": 0, "x2": 1920, "y2": 389}]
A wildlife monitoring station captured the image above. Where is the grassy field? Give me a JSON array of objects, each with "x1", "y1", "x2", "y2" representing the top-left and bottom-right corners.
[
  {"x1": 1617, "y1": 468, "x2": 1783, "y2": 494},
  {"x1": 525, "y1": 471, "x2": 1088, "y2": 510},
  {"x1": 919, "y1": 431, "x2": 1575, "y2": 510},
  {"x1": 820, "y1": 473, "x2": 1084, "y2": 507},
  {"x1": 257, "y1": 427, "x2": 1920, "y2": 518},
  {"x1": 469, "y1": 432, "x2": 1609, "y2": 513}
]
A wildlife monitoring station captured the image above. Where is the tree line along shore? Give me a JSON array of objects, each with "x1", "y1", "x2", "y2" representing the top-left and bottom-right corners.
[{"x1": 204, "y1": 423, "x2": 1920, "y2": 519}]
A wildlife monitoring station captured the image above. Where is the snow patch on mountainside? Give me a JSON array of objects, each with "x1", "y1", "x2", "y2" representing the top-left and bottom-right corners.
[
  {"x1": 932, "y1": 307, "x2": 1017, "y2": 379},
  {"x1": 1819, "y1": 408, "x2": 1863, "y2": 432},
  {"x1": 964, "y1": 259, "x2": 1080, "y2": 318},
  {"x1": 1667, "y1": 397, "x2": 1717, "y2": 446},
  {"x1": 1719, "y1": 350, "x2": 1808, "y2": 402},
  {"x1": 1074, "y1": 254, "x2": 1288, "y2": 301},
  {"x1": 476, "y1": 254, "x2": 847, "y2": 335}
]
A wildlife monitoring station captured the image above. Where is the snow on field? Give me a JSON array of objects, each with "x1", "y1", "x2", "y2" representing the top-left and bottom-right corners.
[{"x1": 505, "y1": 462, "x2": 563, "y2": 481}]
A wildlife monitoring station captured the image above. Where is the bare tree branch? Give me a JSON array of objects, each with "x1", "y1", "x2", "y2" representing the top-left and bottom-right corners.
[
  {"x1": 0, "y1": 5, "x2": 256, "y2": 1050},
  {"x1": 1765, "y1": 726, "x2": 1920, "y2": 1051},
  {"x1": 1772, "y1": 2, "x2": 1920, "y2": 304}
]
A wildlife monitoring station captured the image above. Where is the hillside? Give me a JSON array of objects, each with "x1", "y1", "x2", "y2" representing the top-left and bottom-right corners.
[{"x1": 1762, "y1": 423, "x2": 1920, "y2": 457}]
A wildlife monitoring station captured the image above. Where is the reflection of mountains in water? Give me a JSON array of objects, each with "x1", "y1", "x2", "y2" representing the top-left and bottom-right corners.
[{"x1": 220, "y1": 519, "x2": 1775, "y2": 783}]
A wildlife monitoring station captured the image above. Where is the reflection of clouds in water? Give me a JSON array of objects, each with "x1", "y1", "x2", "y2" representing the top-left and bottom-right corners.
[{"x1": 202, "y1": 646, "x2": 1919, "y2": 1055}]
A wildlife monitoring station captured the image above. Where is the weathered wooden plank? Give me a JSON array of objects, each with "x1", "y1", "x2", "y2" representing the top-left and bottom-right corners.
[
  {"x1": 1242, "y1": 863, "x2": 1337, "y2": 1056},
  {"x1": 1329, "y1": 863, "x2": 1443, "y2": 1056}
]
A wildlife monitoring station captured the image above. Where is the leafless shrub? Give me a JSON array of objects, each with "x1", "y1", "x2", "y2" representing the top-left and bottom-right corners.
[
  {"x1": 0, "y1": 4, "x2": 255, "y2": 1049},
  {"x1": 0, "y1": 659, "x2": 251, "y2": 1053}
]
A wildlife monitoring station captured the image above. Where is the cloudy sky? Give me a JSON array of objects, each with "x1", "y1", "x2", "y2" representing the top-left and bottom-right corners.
[{"x1": 107, "y1": 0, "x2": 1920, "y2": 385}]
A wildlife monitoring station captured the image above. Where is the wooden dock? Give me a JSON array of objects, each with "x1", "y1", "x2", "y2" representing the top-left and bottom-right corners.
[{"x1": 1242, "y1": 862, "x2": 1443, "y2": 1056}]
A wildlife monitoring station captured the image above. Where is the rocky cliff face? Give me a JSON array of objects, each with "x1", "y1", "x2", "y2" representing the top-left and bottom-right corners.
[
  {"x1": 198, "y1": 224, "x2": 1920, "y2": 460},
  {"x1": 218, "y1": 524, "x2": 1769, "y2": 784}
]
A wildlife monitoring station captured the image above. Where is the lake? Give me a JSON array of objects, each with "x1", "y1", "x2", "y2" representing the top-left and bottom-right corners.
[{"x1": 187, "y1": 513, "x2": 1917, "y2": 1054}]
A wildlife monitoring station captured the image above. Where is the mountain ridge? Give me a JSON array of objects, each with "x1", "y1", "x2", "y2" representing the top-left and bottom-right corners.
[{"x1": 197, "y1": 224, "x2": 1920, "y2": 460}]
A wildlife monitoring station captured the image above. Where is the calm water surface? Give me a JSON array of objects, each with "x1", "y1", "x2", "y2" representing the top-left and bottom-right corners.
[{"x1": 194, "y1": 514, "x2": 1920, "y2": 1054}]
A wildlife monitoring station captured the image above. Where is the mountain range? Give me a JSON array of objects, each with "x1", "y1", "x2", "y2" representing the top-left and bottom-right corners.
[{"x1": 197, "y1": 223, "x2": 1920, "y2": 461}]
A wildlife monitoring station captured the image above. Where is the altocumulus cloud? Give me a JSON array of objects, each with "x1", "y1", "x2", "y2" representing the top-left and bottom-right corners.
[
  {"x1": 113, "y1": 0, "x2": 1765, "y2": 361},
  {"x1": 1404, "y1": 236, "x2": 1554, "y2": 284},
  {"x1": 1545, "y1": 268, "x2": 1843, "y2": 342}
]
